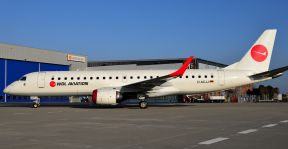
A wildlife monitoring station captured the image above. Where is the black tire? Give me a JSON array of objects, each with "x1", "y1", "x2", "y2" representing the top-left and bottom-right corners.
[
  {"x1": 33, "y1": 103, "x2": 38, "y2": 108},
  {"x1": 139, "y1": 101, "x2": 148, "y2": 109},
  {"x1": 32, "y1": 103, "x2": 40, "y2": 108}
]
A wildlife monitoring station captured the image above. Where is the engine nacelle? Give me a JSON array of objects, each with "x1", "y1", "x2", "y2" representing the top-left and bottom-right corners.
[{"x1": 91, "y1": 88, "x2": 122, "y2": 105}]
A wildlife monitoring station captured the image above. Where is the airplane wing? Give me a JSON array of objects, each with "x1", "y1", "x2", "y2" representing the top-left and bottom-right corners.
[
  {"x1": 249, "y1": 65, "x2": 288, "y2": 80},
  {"x1": 122, "y1": 56, "x2": 193, "y2": 92}
]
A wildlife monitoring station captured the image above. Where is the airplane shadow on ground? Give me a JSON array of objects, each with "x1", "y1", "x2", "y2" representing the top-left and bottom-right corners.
[{"x1": 0, "y1": 103, "x2": 196, "y2": 109}]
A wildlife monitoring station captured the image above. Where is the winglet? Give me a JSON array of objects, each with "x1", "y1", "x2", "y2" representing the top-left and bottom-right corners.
[{"x1": 169, "y1": 56, "x2": 193, "y2": 77}]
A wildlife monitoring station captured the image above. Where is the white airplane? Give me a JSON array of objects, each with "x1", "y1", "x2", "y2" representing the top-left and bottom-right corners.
[{"x1": 3, "y1": 29, "x2": 288, "y2": 108}]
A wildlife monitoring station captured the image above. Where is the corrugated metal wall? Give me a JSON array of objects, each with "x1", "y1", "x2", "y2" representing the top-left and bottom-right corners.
[{"x1": 0, "y1": 59, "x2": 5, "y2": 101}]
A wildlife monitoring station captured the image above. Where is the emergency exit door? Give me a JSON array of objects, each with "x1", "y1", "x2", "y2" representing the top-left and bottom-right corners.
[
  {"x1": 217, "y1": 70, "x2": 225, "y2": 86},
  {"x1": 37, "y1": 72, "x2": 46, "y2": 88}
]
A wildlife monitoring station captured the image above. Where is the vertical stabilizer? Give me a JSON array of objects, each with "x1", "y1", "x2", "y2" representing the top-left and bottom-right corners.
[{"x1": 224, "y1": 29, "x2": 277, "y2": 73}]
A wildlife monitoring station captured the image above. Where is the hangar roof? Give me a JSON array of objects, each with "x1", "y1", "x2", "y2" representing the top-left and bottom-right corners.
[
  {"x1": 0, "y1": 43, "x2": 87, "y2": 70},
  {"x1": 88, "y1": 58, "x2": 227, "y2": 68}
]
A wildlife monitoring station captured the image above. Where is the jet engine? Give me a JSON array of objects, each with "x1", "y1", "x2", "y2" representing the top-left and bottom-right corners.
[{"x1": 91, "y1": 88, "x2": 122, "y2": 105}]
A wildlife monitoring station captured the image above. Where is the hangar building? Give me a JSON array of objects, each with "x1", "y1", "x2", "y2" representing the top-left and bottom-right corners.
[{"x1": 0, "y1": 43, "x2": 87, "y2": 103}]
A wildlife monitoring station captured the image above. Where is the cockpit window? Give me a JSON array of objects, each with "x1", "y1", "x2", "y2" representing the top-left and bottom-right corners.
[{"x1": 19, "y1": 76, "x2": 26, "y2": 81}]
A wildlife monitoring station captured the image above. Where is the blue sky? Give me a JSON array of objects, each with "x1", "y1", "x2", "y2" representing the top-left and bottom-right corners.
[{"x1": 0, "y1": 0, "x2": 287, "y2": 92}]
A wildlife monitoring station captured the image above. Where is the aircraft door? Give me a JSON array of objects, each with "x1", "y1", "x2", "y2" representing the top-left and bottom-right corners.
[
  {"x1": 37, "y1": 72, "x2": 46, "y2": 88},
  {"x1": 217, "y1": 70, "x2": 225, "y2": 86}
]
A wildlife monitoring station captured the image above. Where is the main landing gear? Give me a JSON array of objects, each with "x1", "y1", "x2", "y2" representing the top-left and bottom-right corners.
[
  {"x1": 139, "y1": 100, "x2": 148, "y2": 109},
  {"x1": 138, "y1": 95, "x2": 148, "y2": 109}
]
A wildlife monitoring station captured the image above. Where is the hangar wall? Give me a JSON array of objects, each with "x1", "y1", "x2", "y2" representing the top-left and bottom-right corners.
[{"x1": 0, "y1": 43, "x2": 87, "y2": 102}]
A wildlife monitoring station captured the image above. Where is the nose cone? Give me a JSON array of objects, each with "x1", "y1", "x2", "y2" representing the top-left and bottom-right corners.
[{"x1": 3, "y1": 87, "x2": 10, "y2": 94}]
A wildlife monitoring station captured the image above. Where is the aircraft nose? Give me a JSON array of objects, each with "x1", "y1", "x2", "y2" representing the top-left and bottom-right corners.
[{"x1": 3, "y1": 87, "x2": 10, "y2": 94}]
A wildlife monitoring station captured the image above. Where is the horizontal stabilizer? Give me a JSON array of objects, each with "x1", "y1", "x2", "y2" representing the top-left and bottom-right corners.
[{"x1": 249, "y1": 65, "x2": 288, "y2": 80}]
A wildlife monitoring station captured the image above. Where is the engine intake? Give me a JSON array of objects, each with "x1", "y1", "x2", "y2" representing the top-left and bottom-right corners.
[{"x1": 92, "y1": 88, "x2": 122, "y2": 105}]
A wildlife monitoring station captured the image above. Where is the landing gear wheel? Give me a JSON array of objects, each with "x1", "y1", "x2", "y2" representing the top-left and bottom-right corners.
[
  {"x1": 33, "y1": 103, "x2": 40, "y2": 108},
  {"x1": 139, "y1": 101, "x2": 148, "y2": 109}
]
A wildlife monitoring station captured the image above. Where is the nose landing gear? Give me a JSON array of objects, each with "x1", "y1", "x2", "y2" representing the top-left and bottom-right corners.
[
  {"x1": 33, "y1": 103, "x2": 40, "y2": 108},
  {"x1": 31, "y1": 96, "x2": 40, "y2": 108}
]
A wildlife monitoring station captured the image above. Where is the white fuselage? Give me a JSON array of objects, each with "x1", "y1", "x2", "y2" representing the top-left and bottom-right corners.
[{"x1": 4, "y1": 69, "x2": 267, "y2": 97}]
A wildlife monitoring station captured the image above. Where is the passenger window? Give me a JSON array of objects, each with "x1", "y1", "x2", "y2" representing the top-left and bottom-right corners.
[
  {"x1": 58, "y1": 77, "x2": 61, "y2": 80},
  {"x1": 64, "y1": 77, "x2": 67, "y2": 80},
  {"x1": 123, "y1": 76, "x2": 126, "y2": 79},
  {"x1": 179, "y1": 76, "x2": 182, "y2": 79},
  {"x1": 144, "y1": 76, "x2": 147, "y2": 79},
  {"x1": 51, "y1": 77, "x2": 54, "y2": 80},
  {"x1": 198, "y1": 75, "x2": 201, "y2": 78},
  {"x1": 109, "y1": 77, "x2": 112, "y2": 79},
  {"x1": 150, "y1": 76, "x2": 153, "y2": 79},
  {"x1": 103, "y1": 77, "x2": 106, "y2": 80},
  {"x1": 130, "y1": 76, "x2": 133, "y2": 79},
  {"x1": 77, "y1": 77, "x2": 80, "y2": 80},
  {"x1": 205, "y1": 75, "x2": 207, "y2": 78},
  {"x1": 211, "y1": 75, "x2": 214, "y2": 78},
  {"x1": 71, "y1": 77, "x2": 74, "y2": 80},
  {"x1": 192, "y1": 75, "x2": 195, "y2": 78},
  {"x1": 137, "y1": 76, "x2": 140, "y2": 79},
  {"x1": 96, "y1": 77, "x2": 99, "y2": 80},
  {"x1": 84, "y1": 77, "x2": 87, "y2": 80},
  {"x1": 116, "y1": 76, "x2": 119, "y2": 79},
  {"x1": 186, "y1": 75, "x2": 188, "y2": 78},
  {"x1": 90, "y1": 77, "x2": 93, "y2": 80}
]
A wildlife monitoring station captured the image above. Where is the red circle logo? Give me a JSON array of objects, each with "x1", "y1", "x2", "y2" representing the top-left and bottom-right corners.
[
  {"x1": 250, "y1": 45, "x2": 268, "y2": 62},
  {"x1": 50, "y1": 81, "x2": 56, "y2": 87}
]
